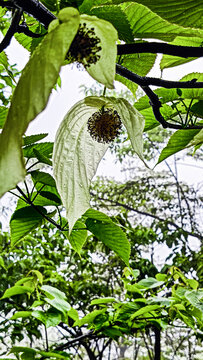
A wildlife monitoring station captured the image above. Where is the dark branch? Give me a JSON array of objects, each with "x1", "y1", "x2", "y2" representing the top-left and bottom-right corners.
[
  {"x1": 116, "y1": 64, "x2": 203, "y2": 130},
  {"x1": 17, "y1": 22, "x2": 45, "y2": 38},
  {"x1": 117, "y1": 42, "x2": 203, "y2": 58},
  {"x1": 2, "y1": 0, "x2": 56, "y2": 28},
  {"x1": 116, "y1": 64, "x2": 203, "y2": 89},
  {"x1": 0, "y1": 8, "x2": 22, "y2": 52}
]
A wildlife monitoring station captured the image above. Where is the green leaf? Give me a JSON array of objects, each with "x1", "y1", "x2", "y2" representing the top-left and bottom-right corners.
[
  {"x1": 23, "y1": 133, "x2": 48, "y2": 146},
  {"x1": 157, "y1": 129, "x2": 200, "y2": 164},
  {"x1": 10, "y1": 311, "x2": 32, "y2": 320},
  {"x1": 10, "y1": 206, "x2": 47, "y2": 246},
  {"x1": 74, "y1": 308, "x2": 107, "y2": 327},
  {"x1": 67, "y1": 220, "x2": 88, "y2": 254},
  {"x1": 80, "y1": 14, "x2": 117, "y2": 88},
  {"x1": 23, "y1": 142, "x2": 53, "y2": 159},
  {"x1": 112, "y1": 0, "x2": 203, "y2": 30},
  {"x1": 132, "y1": 0, "x2": 203, "y2": 30},
  {"x1": 0, "y1": 255, "x2": 6, "y2": 270},
  {"x1": 187, "y1": 129, "x2": 203, "y2": 148},
  {"x1": 135, "y1": 73, "x2": 203, "y2": 111},
  {"x1": 53, "y1": 98, "x2": 109, "y2": 231},
  {"x1": 1, "y1": 286, "x2": 33, "y2": 299},
  {"x1": 33, "y1": 148, "x2": 52, "y2": 166},
  {"x1": 91, "y1": 297, "x2": 118, "y2": 305},
  {"x1": 130, "y1": 305, "x2": 160, "y2": 320},
  {"x1": 90, "y1": 5, "x2": 134, "y2": 42},
  {"x1": 41, "y1": 285, "x2": 71, "y2": 315},
  {"x1": 86, "y1": 217, "x2": 130, "y2": 265},
  {"x1": 31, "y1": 170, "x2": 56, "y2": 187},
  {"x1": 32, "y1": 309, "x2": 62, "y2": 328},
  {"x1": 137, "y1": 277, "x2": 164, "y2": 289},
  {"x1": 84, "y1": 208, "x2": 112, "y2": 222},
  {"x1": 121, "y1": 2, "x2": 203, "y2": 42},
  {"x1": 185, "y1": 290, "x2": 203, "y2": 312},
  {"x1": 0, "y1": 8, "x2": 80, "y2": 198}
]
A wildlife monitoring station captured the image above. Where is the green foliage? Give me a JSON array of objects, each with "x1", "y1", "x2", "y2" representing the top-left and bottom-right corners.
[{"x1": 0, "y1": 0, "x2": 203, "y2": 358}]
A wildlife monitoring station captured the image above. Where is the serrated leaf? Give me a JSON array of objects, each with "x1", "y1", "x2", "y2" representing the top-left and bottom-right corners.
[
  {"x1": 0, "y1": 8, "x2": 80, "y2": 198},
  {"x1": 10, "y1": 206, "x2": 47, "y2": 246},
  {"x1": 90, "y1": 5, "x2": 134, "y2": 42},
  {"x1": 1, "y1": 286, "x2": 33, "y2": 299},
  {"x1": 121, "y1": 2, "x2": 203, "y2": 42},
  {"x1": 86, "y1": 218, "x2": 130, "y2": 265},
  {"x1": 23, "y1": 142, "x2": 53, "y2": 159},
  {"x1": 113, "y1": 0, "x2": 203, "y2": 30},
  {"x1": 53, "y1": 98, "x2": 109, "y2": 231},
  {"x1": 41, "y1": 285, "x2": 71, "y2": 315},
  {"x1": 23, "y1": 133, "x2": 48, "y2": 146},
  {"x1": 80, "y1": 14, "x2": 118, "y2": 88},
  {"x1": 33, "y1": 148, "x2": 52, "y2": 166}
]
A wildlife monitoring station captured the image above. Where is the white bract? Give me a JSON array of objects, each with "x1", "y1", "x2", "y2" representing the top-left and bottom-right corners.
[{"x1": 53, "y1": 96, "x2": 145, "y2": 231}]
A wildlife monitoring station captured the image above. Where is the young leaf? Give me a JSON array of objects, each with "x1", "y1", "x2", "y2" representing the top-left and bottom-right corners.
[
  {"x1": 0, "y1": 8, "x2": 80, "y2": 198},
  {"x1": 80, "y1": 14, "x2": 118, "y2": 88}
]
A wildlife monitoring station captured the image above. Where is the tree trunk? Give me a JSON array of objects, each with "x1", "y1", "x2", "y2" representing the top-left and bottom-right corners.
[{"x1": 154, "y1": 327, "x2": 161, "y2": 360}]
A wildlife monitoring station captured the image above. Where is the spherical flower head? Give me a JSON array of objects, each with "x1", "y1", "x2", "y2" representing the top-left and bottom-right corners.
[
  {"x1": 67, "y1": 23, "x2": 102, "y2": 68},
  {"x1": 87, "y1": 107, "x2": 122, "y2": 143}
]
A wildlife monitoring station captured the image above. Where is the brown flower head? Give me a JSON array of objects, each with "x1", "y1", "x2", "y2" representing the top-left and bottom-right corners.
[
  {"x1": 67, "y1": 23, "x2": 101, "y2": 68},
  {"x1": 87, "y1": 107, "x2": 122, "y2": 143}
]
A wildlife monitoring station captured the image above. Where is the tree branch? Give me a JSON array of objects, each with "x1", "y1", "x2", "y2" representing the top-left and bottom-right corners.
[
  {"x1": 116, "y1": 64, "x2": 203, "y2": 130},
  {"x1": 91, "y1": 193, "x2": 203, "y2": 241},
  {"x1": 0, "y1": 8, "x2": 22, "y2": 52},
  {"x1": 117, "y1": 42, "x2": 203, "y2": 58},
  {"x1": 10, "y1": 0, "x2": 56, "y2": 28},
  {"x1": 116, "y1": 64, "x2": 203, "y2": 89}
]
